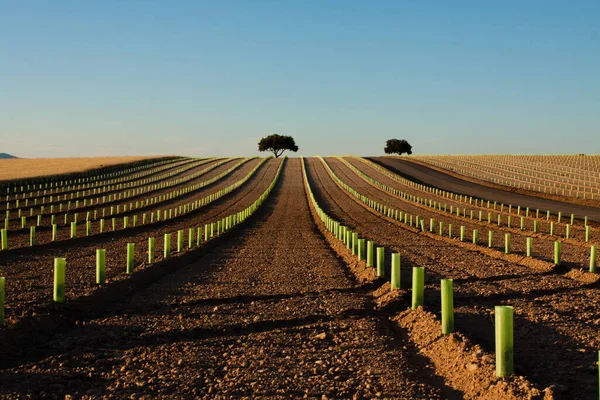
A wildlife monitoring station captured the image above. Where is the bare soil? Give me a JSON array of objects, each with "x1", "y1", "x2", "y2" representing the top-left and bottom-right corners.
[
  {"x1": 306, "y1": 157, "x2": 600, "y2": 399},
  {"x1": 0, "y1": 156, "x2": 597, "y2": 399},
  {"x1": 370, "y1": 157, "x2": 600, "y2": 221},
  {"x1": 0, "y1": 159, "x2": 452, "y2": 399}
]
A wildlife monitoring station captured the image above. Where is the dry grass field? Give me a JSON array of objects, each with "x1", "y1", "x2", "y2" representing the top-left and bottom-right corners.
[{"x1": 0, "y1": 156, "x2": 161, "y2": 181}]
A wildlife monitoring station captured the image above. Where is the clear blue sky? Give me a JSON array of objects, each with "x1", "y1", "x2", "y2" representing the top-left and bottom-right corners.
[{"x1": 1, "y1": 1, "x2": 599, "y2": 157}]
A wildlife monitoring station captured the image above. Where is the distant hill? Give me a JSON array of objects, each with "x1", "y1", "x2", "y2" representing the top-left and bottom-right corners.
[{"x1": 0, "y1": 153, "x2": 17, "y2": 159}]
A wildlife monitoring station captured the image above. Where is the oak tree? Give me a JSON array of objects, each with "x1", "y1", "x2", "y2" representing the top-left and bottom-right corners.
[
  {"x1": 258, "y1": 134, "x2": 299, "y2": 158},
  {"x1": 384, "y1": 139, "x2": 412, "y2": 155}
]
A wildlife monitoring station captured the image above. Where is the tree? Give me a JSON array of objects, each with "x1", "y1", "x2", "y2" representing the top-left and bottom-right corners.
[
  {"x1": 258, "y1": 134, "x2": 299, "y2": 158},
  {"x1": 384, "y1": 139, "x2": 412, "y2": 155}
]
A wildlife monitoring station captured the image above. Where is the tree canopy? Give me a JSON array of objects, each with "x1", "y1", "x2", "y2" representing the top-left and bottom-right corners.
[
  {"x1": 258, "y1": 134, "x2": 299, "y2": 158},
  {"x1": 384, "y1": 139, "x2": 412, "y2": 155}
]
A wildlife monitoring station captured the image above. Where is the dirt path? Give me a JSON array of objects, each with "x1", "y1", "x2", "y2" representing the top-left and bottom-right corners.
[
  {"x1": 0, "y1": 159, "x2": 450, "y2": 399},
  {"x1": 370, "y1": 157, "x2": 600, "y2": 221},
  {"x1": 305, "y1": 157, "x2": 599, "y2": 399}
]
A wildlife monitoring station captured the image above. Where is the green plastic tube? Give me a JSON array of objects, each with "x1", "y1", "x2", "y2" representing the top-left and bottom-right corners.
[
  {"x1": 188, "y1": 228, "x2": 194, "y2": 249},
  {"x1": 558, "y1": 212, "x2": 562, "y2": 223},
  {"x1": 448, "y1": 224, "x2": 453, "y2": 238},
  {"x1": 520, "y1": 216, "x2": 525, "y2": 231},
  {"x1": 86, "y1": 221, "x2": 91, "y2": 236},
  {"x1": 71, "y1": 222, "x2": 76, "y2": 238},
  {"x1": 30, "y1": 226, "x2": 35, "y2": 246},
  {"x1": 460, "y1": 226, "x2": 465, "y2": 242},
  {"x1": 54, "y1": 258, "x2": 66, "y2": 303},
  {"x1": 126, "y1": 243, "x2": 135, "y2": 274},
  {"x1": 554, "y1": 241, "x2": 561, "y2": 265},
  {"x1": 148, "y1": 237, "x2": 155, "y2": 263},
  {"x1": 376, "y1": 247, "x2": 385, "y2": 277},
  {"x1": 357, "y1": 239, "x2": 366, "y2": 261},
  {"x1": 533, "y1": 220, "x2": 538, "y2": 233},
  {"x1": 177, "y1": 230, "x2": 184, "y2": 253},
  {"x1": 352, "y1": 232, "x2": 358, "y2": 255},
  {"x1": 590, "y1": 245, "x2": 597, "y2": 273},
  {"x1": 411, "y1": 267, "x2": 424, "y2": 310},
  {"x1": 391, "y1": 253, "x2": 400, "y2": 290},
  {"x1": 550, "y1": 221, "x2": 555, "y2": 236},
  {"x1": 0, "y1": 276, "x2": 5, "y2": 327},
  {"x1": 565, "y1": 224, "x2": 570, "y2": 239},
  {"x1": 526, "y1": 237, "x2": 533, "y2": 257},
  {"x1": 473, "y1": 229, "x2": 478, "y2": 244},
  {"x1": 164, "y1": 233, "x2": 171, "y2": 258},
  {"x1": 441, "y1": 279, "x2": 454, "y2": 334},
  {"x1": 495, "y1": 306, "x2": 514, "y2": 377},
  {"x1": 96, "y1": 249, "x2": 106, "y2": 285},
  {"x1": 197, "y1": 227, "x2": 202, "y2": 246},
  {"x1": 1, "y1": 229, "x2": 8, "y2": 250},
  {"x1": 585, "y1": 226, "x2": 590, "y2": 242},
  {"x1": 366, "y1": 241, "x2": 374, "y2": 267},
  {"x1": 488, "y1": 230, "x2": 493, "y2": 248},
  {"x1": 52, "y1": 224, "x2": 57, "y2": 242},
  {"x1": 505, "y1": 233, "x2": 510, "y2": 254}
]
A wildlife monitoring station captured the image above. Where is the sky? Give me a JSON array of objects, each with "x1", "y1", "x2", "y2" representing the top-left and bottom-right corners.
[{"x1": 1, "y1": 1, "x2": 599, "y2": 158}]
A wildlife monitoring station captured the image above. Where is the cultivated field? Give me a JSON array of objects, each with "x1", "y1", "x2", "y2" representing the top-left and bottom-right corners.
[
  {"x1": 408, "y1": 154, "x2": 600, "y2": 204},
  {"x1": 0, "y1": 155, "x2": 598, "y2": 398},
  {"x1": 0, "y1": 156, "x2": 167, "y2": 181}
]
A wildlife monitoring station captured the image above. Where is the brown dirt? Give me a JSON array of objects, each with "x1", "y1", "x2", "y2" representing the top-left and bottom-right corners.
[
  {"x1": 1, "y1": 157, "x2": 206, "y2": 212},
  {"x1": 0, "y1": 156, "x2": 169, "y2": 181},
  {"x1": 0, "y1": 159, "x2": 453, "y2": 399},
  {"x1": 305, "y1": 157, "x2": 600, "y2": 399},
  {"x1": 2, "y1": 158, "x2": 251, "y2": 245},
  {"x1": 0, "y1": 158, "x2": 280, "y2": 330},
  {"x1": 328, "y1": 157, "x2": 595, "y2": 274},
  {"x1": 406, "y1": 156, "x2": 600, "y2": 208},
  {"x1": 370, "y1": 157, "x2": 600, "y2": 221},
  {"x1": 0, "y1": 156, "x2": 597, "y2": 399}
]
